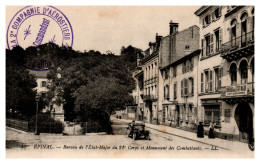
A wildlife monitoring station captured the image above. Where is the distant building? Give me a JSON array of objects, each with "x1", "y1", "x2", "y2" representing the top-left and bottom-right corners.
[
  {"x1": 158, "y1": 22, "x2": 200, "y2": 127},
  {"x1": 30, "y1": 70, "x2": 50, "y2": 112},
  {"x1": 141, "y1": 34, "x2": 162, "y2": 124}
]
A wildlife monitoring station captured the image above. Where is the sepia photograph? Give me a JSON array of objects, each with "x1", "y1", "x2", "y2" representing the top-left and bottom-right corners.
[{"x1": 5, "y1": 5, "x2": 255, "y2": 158}]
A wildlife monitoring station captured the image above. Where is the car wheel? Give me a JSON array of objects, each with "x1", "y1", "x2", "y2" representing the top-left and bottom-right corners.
[
  {"x1": 145, "y1": 135, "x2": 150, "y2": 140},
  {"x1": 248, "y1": 143, "x2": 254, "y2": 151}
]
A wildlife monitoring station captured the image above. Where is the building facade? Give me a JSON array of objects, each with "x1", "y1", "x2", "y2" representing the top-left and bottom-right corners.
[
  {"x1": 141, "y1": 34, "x2": 162, "y2": 124},
  {"x1": 195, "y1": 6, "x2": 254, "y2": 142},
  {"x1": 158, "y1": 22, "x2": 200, "y2": 127}
]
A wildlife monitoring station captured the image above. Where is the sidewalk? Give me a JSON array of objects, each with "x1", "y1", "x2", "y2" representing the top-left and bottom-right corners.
[{"x1": 115, "y1": 118, "x2": 252, "y2": 153}]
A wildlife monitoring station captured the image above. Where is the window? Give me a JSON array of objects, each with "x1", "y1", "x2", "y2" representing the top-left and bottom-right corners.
[
  {"x1": 182, "y1": 61, "x2": 186, "y2": 73},
  {"x1": 165, "y1": 70, "x2": 169, "y2": 79},
  {"x1": 214, "y1": 7, "x2": 221, "y2": 20},
  {"x1": 189, "y1": 58, "x2": 194, "y2": 71},
  {"x1": 204, "y1": 14, "x2": 211, "y2": 26},
  {"x1": 231, "y1": 19, "x2": 237, "y2": 47},
  {"x1": 241, "y1": 13, "x2": 248, "y2": 46},
  {"x1": 184, "y1": 79, "x2": 188, "y2": 96},
  {"x1": 205, "y1": 70, "x2": 209, "y2": 92},
  {"x1": 205, "y1": 35, "x2": 210, "y2": 56},
  {"x1": 174, "y1": 83, "x2": 177, "y2": 99},
  {"x1": 185, "y1": 45, "x2": 190, "y2": 51},
  {"x1": 230, "y1": 63, "x2": 237, "y2": 86},
  {"x1": 173, "y1": 66, "x2": 177, "y2": 77},
  {"x1": 214, "y1": 68, "x2": 221, "y2": 91},
  {"x1": 215, "y1": 30, "x2": 220, "y2": 52},
  {"x1": 189, "y1": 77, "x2": 194, "y2": 96},
  {"x1": 41, "y1": 81, "x2": 46, "y2": 87},
  {"x1": 164, "y1": 85, "x2": 169, "y2": 100},
  {"x1": 204, "y1": 105, "x2": 220, "y2": 125},
  {"x1": 240, "y1": 60, "x2": 248, "y2": 84},
  {"x1": 201, "y1": 73, "x2": 204, "y2": 93},
  {"x1": 209, "y1": 70, "x2": 213, "y2": 92},
  {"x1": 224, "y1": 109, "x2": 231, "y2": 123}
]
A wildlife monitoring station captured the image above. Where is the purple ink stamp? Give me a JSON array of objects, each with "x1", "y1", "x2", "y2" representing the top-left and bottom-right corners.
[{"x1": 7, "y1": 6, "x2": 74, "y2": 71}]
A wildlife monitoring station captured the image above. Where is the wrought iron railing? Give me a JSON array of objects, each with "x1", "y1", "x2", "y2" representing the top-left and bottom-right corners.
[{"x1": 221, "y1": 31, "x2": 254, "y2": 53}]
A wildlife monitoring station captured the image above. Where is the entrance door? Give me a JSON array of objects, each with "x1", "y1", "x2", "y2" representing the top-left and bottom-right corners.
[
  {"x1": 149, "y1": 104, "x2": 153, "y2": 123},
  {"x1": 235, "y1": 103, "x2": 253, "y2": 143}
]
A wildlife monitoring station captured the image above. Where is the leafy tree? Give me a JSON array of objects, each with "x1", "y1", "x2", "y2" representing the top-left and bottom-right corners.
[
  {"x1": 6, "y1": 46, "x2": 37, "y2": 117},
  {"x1": 120, "y1": 45, "x2": 143, "y2": 71}
]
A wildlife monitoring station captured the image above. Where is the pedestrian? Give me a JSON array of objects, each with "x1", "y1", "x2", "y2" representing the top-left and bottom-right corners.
[
  {"x1": 197, "y1": 121, "x2": 204, "y2": 138},
  {"x1": 208, "y1": 122, "x2": 215, "y2": 139}
]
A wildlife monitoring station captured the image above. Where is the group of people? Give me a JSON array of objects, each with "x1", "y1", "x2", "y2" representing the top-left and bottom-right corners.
[{"x1": 197, "y1": 122, "x2": 216, "y2": 139}]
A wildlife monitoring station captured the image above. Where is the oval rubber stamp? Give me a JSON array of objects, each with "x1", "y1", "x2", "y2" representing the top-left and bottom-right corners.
[{"x1": 7, "y1": 6, "x2": 74, "y2": 71}]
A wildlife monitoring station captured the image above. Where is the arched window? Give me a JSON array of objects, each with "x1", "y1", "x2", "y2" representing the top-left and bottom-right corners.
[
  {"x1": 240, "y1": 60, "x2": 248, "y2": 84},
  {"x1": 231, "y1": 19, "x2": 237, "y2": 46},
  {"x1": 230, "y1": 63, "x2": 237, "y2": 86},
  {"x1": 240, "y1": 13, "x2": 248, "y2": 46}
]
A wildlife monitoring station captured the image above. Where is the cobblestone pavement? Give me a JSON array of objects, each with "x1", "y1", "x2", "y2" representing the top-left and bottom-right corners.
[{"x1": 6, "y1": 118, "x2": 253, "y2": 158}]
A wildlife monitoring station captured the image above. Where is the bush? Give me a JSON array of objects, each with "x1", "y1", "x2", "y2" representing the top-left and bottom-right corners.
[{"x1": 29, "y1": 114, "x2": 64, "y2": 133}]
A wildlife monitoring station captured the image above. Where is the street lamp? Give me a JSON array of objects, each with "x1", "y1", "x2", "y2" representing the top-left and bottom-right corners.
[{"x1": 35, "y1": 93, "x2": 40, "y2": 135}]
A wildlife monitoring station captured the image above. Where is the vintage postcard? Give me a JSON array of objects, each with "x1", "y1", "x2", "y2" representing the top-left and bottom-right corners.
[{"x1": 5, "y1": 5, "x2": 255, "y2": 158}]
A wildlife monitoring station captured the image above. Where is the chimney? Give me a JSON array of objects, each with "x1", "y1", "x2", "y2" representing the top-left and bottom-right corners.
[
  {"x1": 155, "y1": 33, "x2": 162, "y2": 44},
  {"x1": 169, "y1": 20, "x2": 179, "y2": 35}
]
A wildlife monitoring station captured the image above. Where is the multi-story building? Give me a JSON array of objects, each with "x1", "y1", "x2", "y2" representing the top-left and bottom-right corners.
[
  {"x1": 220, "y1": 6, "x2": 254, "y2": 143},
  {"x1": 195, "y1": 6, "x2": 254, "y2": 142},
  {"x1": 131, "y1": 59, "x2": 144, "y2": 121},
  {"x1": 195, "y1": 6, "x2": 226, "y2": 133},
  {"x1": 158, "y1": 22, "x2": 200, "y2": 127},
  {"x1": 30, "y1": 70, "x2": 50, "y2": 112},
  {"x1": 141, "y1": 34, "x2": 162, "y2": 124}
]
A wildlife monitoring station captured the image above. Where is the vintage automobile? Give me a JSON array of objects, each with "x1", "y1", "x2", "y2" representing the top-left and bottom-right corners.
[{"x1": 127, "y1": 122, "x2": 150, "y2": 140}]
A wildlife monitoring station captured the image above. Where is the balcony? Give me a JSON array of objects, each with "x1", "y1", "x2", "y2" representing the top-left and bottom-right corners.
[
  {"x1": 221, "y1": 83, "x2": 254, "y2": 104},
  {"x1": 221, "y1": 31, "x2": 254, "y2": 61},
  {"x1": 144, "y1": 77, "x2": 158, "y2": 85},
  {"x1": 143, "y1": 95, "x2": 158, "y2": 102}
]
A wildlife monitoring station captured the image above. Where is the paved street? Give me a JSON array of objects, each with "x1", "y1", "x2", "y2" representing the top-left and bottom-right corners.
[{"x1": 6, "y1": 117, "x2": 253, "y2": 158}]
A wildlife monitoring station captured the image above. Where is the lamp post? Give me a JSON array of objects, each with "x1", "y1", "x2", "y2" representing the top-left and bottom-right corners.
[{"x1": 35, "y1": 93, "x2": 40, "y2": 135}]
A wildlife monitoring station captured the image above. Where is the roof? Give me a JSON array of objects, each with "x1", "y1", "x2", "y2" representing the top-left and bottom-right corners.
[
  {"x1": 194, "y1": 6, "x2": 211, "y2": 16},
  {"x1": 160, "y1": 49, "x2": 201, "y2": 70},
  {"x1": 29, "y1": 70, "x2": 49, "y2": 78}
]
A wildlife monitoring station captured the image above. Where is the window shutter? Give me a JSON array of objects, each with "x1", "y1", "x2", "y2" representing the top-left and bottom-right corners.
[
  {"x1": 219, "y1": 6, "x2": 222, "y2": 16},
  {"x1": 210, "y1": 34, "x2": 214, "y2": 54},
  {"x1": 201, "y1": 39, "x2": 205, "y2": 57},
  {"x1": 219, "y1": 67, "x2": 223, "y2": 88},
  {"x1": 211, "y1": 12, "x2": 215, "y2": 22},
  {"x1": 181, "y1": 80, "x2": 183, "y2": 97},
  {"x1": 201, "y1": 73, "x2": 204, "y2": 93},
  {"x1": 203, "y1": 18, "x2": 205, "y2": 27},
  {"x1": 208, "y1": 14, "x2": 211, "y2": 23},
  {"x1": 219, "y1": 28, "x2": 223, "y2": 50}
]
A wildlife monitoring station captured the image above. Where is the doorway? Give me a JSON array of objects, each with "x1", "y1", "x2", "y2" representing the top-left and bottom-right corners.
[{"x1": 235, "y1": 103, "x2": 253, "y2": 143}]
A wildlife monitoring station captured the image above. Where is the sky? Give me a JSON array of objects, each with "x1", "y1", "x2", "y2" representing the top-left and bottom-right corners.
[{"x1": 6, "y1": 6, "x2": 200, "y2": 55}]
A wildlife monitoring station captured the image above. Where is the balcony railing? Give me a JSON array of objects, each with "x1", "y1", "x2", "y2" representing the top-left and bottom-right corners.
[
  {"x1": 221, "y1": 82, "x2": 254, "y2": 97},
  {"x1": 144, "y1": 77, "x2": 158, "y2": 85},
  {"x1": 143, "y1": 95, "x2": 158, "y2": 101},
  {"x1": 221, "y1": 31, "x2": 254, "y2": 53}
]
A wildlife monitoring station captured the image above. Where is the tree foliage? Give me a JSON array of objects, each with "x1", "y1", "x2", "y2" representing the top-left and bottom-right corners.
[{"x1": 6, "y1": 46, "x2": 37, "y2": 116}]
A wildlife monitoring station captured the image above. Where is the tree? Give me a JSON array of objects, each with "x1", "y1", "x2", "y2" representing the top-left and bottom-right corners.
[
  {"x1": 47, "y1": 47, "x2": 135, "y2": 133},
  {"x1": 120, "y1": 45, "x2": 143, "y2": 71},
  {"x1": 6, "y1": 46, "x2": 37, "y2": 117}
]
